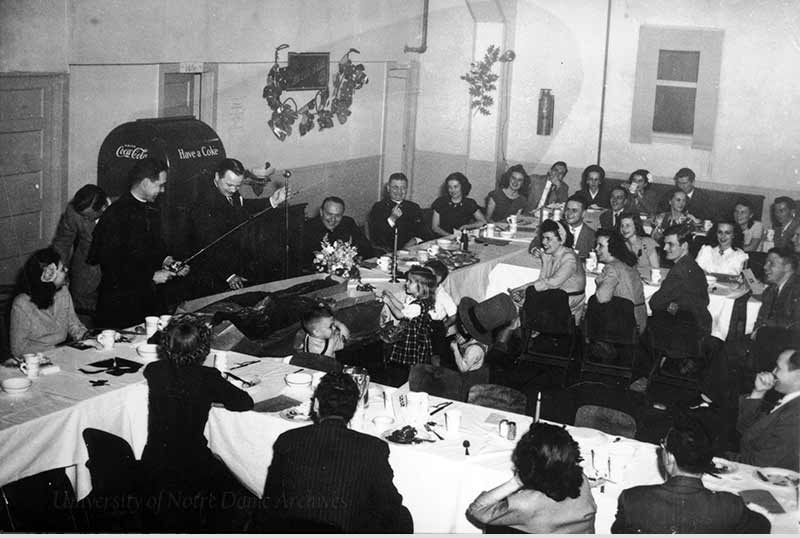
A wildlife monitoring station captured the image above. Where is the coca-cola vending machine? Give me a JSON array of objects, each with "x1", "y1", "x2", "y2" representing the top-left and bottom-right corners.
[{"x1": 97, "y1": 116, "x2": 226, "y2": 257}]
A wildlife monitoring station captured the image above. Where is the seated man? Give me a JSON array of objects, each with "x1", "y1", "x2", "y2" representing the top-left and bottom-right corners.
[
  {"x1": 563, "y1": 194, "x2": 596, "y2": 260},
  {"x1": 611, "y1": 415, "x2": 770, "y2": 533},
  {"x1": 526, "y1": 161, "x2": 569, "y2": 212},
  {"x1": 732, "y1": 348, "x2": 800, "y2": 471},
  {"x1": 599, "y1": 186, "x2": 628, "y2": 231},
  {"x1": 630, "y1": 223, "x2": 710, "y2": 392},
  {"x1": 750, "y1": 247, "x2": 800, "y2": 371},
  {"x1": 302, "y1": 196, "x2": 373, "y2": 271},
  {"x1": 368, "y1": 172, "x2": 429, "y2": 252},
  {"x1": 256, "y1": 372, "x2": 413, "y2": 533},
  {"x1": 771, "y1": 196, "x2": 799, "y2": 250},
  {"x1": 658, "y1": 167, "x2": 715, "y2": 221}
]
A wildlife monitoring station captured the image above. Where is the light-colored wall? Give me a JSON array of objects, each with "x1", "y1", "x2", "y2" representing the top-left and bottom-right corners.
[{"x1": 0, "y1": 0, "x2": 69, "y2": 72}]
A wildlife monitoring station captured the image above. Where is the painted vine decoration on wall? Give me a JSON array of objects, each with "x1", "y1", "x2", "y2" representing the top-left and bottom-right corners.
[
  {"x1": 460, "y1": 45, "x2": 516, "y2": 116},
  {"x1": 264, "y1": 45, "x2": 368, "y2": 141}
]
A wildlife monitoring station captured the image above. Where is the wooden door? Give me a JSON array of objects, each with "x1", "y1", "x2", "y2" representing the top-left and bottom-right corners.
[{"x1": 0, "y1": 74, "x2": 67, "y2": 357}]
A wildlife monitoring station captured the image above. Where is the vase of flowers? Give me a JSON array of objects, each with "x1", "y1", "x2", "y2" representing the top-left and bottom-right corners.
[{"x1": 313, "y1": 237, "x2": 361, "y2": 281}]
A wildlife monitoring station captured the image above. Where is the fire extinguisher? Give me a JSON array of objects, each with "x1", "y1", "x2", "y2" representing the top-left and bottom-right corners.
[{"x1": 537, "y1": 89, "x2": 554, "y2": 135}]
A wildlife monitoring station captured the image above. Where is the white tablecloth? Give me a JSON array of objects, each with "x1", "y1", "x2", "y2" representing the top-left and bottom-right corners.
[{"x1": 485, "y1": 262, "x2": 761, "y2": 341}]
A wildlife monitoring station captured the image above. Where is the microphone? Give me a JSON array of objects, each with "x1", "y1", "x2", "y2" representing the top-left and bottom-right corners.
[{"x1": 283, "y1": 169, "x2": 292, "y2": 179}]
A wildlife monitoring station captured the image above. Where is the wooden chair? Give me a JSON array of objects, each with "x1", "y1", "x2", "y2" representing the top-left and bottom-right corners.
[
  {"x1": 580, "y1": 296, "x2": 639, "y2": 384},
  {"x1": 574, "y1": 405, "x2": 637, "y2": 439},
  {"x1": 409, "y1": 364, "x2": 464, "y2": 401},
  {"x1": 467, "y1": 384, "x2": 527, "y2": 415}
]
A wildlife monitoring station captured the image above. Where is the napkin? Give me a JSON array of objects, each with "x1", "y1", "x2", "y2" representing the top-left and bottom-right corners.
[
  {"x1": 253, "y1": 395, "x2": 301, "y2": 413},
  {"x1": 739, "y1": 489, "x2": 785, "y2": 514}
]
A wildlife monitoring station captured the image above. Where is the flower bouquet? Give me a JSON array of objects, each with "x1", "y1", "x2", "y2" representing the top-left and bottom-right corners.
[{"x1": 313, "y1": 237, "x2": 361, "y2": 279}]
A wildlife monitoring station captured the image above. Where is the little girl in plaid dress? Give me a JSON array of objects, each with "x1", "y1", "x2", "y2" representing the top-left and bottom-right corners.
[{"x1": 380, "y1": 268, "x2": 438, "y2": 372}]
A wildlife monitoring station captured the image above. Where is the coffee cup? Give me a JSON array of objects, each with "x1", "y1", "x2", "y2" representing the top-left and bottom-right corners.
[
  {"x1": 377, "y1": 256, "x2": 392, "y2": 272},
  {"x1": 428, "y1": 244, "x2": 440, "y2": 256},
  {"x1": 651, "y1": 268, "x2": 662, "y2": 284},
  {"x1": 157, "y1": 315, "x2": 172, "y2": 331},
  {"x1": 144, "y1": 316, "x2": 159, "y2": 337},
  {"x1": 766, "y1": 229, "x2": 775, "y2": 242},
  {"x1": 20, "y1": 353, "x2": 41, "y2": 378},
  {"x1": 97, "y1": 330, "x2": 117, "y2": 351},
  {"x1": 486, "y1": 223, "x2": 495, "y2": 237},
  {"x1": 506, "y1": 214, "x2": 518, "y2": 226},
  {"x1": 406, "y1": 391, "x2": 429, "y2": 423},
  {"x1": 445, "y1": 409, "x2": 462, "y2": 436}
]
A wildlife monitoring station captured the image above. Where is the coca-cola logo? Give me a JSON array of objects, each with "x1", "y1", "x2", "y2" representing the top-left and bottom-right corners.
[{"x1": 115, "y1": 145, "x2": 149, "y2": 159}]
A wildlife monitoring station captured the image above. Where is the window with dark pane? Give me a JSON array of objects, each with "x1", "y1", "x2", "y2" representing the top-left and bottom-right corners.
[
  {"x1": 653, "y1": 86, "x2": 696, "y2": 134},
  {"x1": 657, "y1": 50, "x2": 700, "y2": 82}
]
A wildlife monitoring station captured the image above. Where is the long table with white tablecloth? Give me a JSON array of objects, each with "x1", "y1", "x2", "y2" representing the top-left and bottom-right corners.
[{"x1": 1, "y1": 340, "x2": 797, "y2": 533}]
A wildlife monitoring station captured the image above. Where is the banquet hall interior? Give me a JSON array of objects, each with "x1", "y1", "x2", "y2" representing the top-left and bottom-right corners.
[{"x1": 1, "y1": 0, "x2": 799, "y2": 533}]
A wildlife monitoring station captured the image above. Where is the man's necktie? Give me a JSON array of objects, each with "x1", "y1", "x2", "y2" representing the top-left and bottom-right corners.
[{"x1": 226, "y1": 196, "x2": 234, "y2": 206}]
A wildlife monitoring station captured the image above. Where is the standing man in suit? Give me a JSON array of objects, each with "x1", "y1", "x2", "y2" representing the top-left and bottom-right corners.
[
  {"x1": 611, "y1": 416, "x2": 770, "y2": 533},
  {"x1": 302, "y1": 196, "x2": 373, "y2": 271},
  {"x1": 659, "y1": 167, "x2": 714, "y2": 221},
  {"x1": 89, "y1": 158, "x2": 190, "y2": 329},
  {"x1": 751, "y1": 247, "x2": 800, "y2": 370},
  {"x1": 599, "y1": 186, "x2": 628, "y2": 231},
  {"x1": 771, "y1": 197, "x2": 799, "y2": 250},
  {"x1": 189, "y1": 158, "x2": 286, "y2": 296},
  {"x1": 255, "y1": 372, "x2": 413, "y2": 533},
  {"x1": 734, "y1": 348, "x2": 800, "y2": 471},
  {"x1": 368, "y1": 172, "x2": 428, "y2": 253},
  {"x1": 563, "y1": 194, "x2": 596, "y2": 259},
  {"x1": 526, "y1": 161, "x2": 570, "y2": 212},
  {"x1": 630, "y1": 223, "x2": 710, "y2": 392}
]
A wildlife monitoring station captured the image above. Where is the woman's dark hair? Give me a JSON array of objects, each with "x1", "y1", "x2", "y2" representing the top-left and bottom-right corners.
[
  {"x1": 512, "y1": 422, "x2": 584, "y2": 502},
  {"x1": 596, "y1": 228, "x2": 637, "y2": 266},
  {"x1": 314, "y1": 372, "x2": 359, "y2": 422},
  {"x1": 618, "y1": 211, "x2": 647, "y2": 237},
  {"x1": 72, "y1": 184, "x2": 108, "y2": 213},
  {"x1": 128, "y1": 157, "x2": 169, "y2": 188},
  {"x1": 540, "y1": 218, "x2": 574, "y2": 249},
  {"x1": 627, "y1": 169, "x2": 651, "y2": 190},
  {"x1": 707, "y1": 220, "x2": 744, "y2": 250},
  {"x1": 443, "y1": 172, "x2": 472, "y2": 197},
  {"x1": 498, "y1": 164, "x2": 530, "y2": 196},
  {"x1": 424, "y1": 259, "x2": 449, "y2": 283},
  {"x1": 406, "y1": 267, "x2": 438, "y2": 302},
  {"x1": 159, "y1": 316, "x2": 212, "y2": 368},
  {"x1": 580, "y1": 164, "x2": 606, "y2": 190},
  {"x1": 668, "y1": 188, "x2": 687, "y2": 207},
  {"x1": 733, "y1": 198, "x2": 756, "y2": 229},
  {"x1": 20, "y1": 247, "x2": 61, "y2": 309}
]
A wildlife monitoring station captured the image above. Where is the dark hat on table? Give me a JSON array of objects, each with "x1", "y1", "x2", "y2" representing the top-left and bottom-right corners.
[{"x1": 457, "y1": 293, "x2": 518, "y2": 345}]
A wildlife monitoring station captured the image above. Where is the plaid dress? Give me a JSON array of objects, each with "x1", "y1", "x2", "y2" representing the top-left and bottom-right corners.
[{"x1": 388, "y1": 298, "x2": 434, "y2": 366}]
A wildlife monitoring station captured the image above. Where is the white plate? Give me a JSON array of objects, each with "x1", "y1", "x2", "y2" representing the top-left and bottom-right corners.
[
  {"x1": 279, "y1": 407, "x2": 312, "y2": 422},
  {"x1": 2, "y1": 377, "x2": 32, "y2": 394},
  {"x1": 755, "y1": 467, "x2": 800, "y2": 487}
]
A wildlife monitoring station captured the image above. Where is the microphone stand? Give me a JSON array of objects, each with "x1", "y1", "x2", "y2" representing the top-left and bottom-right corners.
[
  {"x1": 390, "y1": 226, "x2": 399, "y2": 283},
  {"x1": 283, "y1": 169, "x2": 292, "y2": 279}
]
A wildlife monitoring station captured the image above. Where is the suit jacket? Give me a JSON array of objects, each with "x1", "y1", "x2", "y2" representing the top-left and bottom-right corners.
[
  {"x1": 648, "y1": 254, "x2": 711, "y2": 334},
  {"x1": 302, "y1": 215, "x2": 374, "y2": 271},
  {"x1": 754, "y1": 273, "x2": 800, "y2": 331},
  {"x1": 773, "y1": 217, "x2": 800, "y2": 250},
  {"x1": 189, "y1": 179, "x2": 257, "y2": 295},
  {"x1": 736, "y1": 394, "x2": 800, "y2": 471},
  {"x1": 88, "y1": 192, "x2": 168, "y2": 328},
  {"x1": 258, "y1": 418, "x2": 413, "y2": 533},
  {"x1": 368, "y1": 198, "x2": 428, "y2": 252},
  {"x1": 659, "y1": 187, "x2": 715, "y2": 221},
  {"x1": 569, "y1": 224, "x2": 596, "y2": 259},
  {"x1": 611, "y1": 475, "x2": 770, "y2": 533},
  {"x1": 599, "y1": 209, "x2": 624, "y2": 231},
  {"x1": 525, "y1": 176, "x2": 569, "y2": 212}
]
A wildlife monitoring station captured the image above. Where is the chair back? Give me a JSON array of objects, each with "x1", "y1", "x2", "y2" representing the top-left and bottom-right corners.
[
  {"x1": 409, "y1": 364, "x2": 464, "y2": 401},
  {"x1": 521, "y1": 288, "x2": 573, "y2": 335},
  {"x1": 467, "y1": 384, "x2": 527, "y2": 415},
  {"x1": 585, "y1": 295, "x2": 637, "y2": 345},
  {"x1": 82, "y1": 428, "x2": 139, "y2": 496},
  {"x1": 574, "y1": 405, "x2": 637, "y2": 438},
  {"x1": 289, "y1": 352, "x2": 342, "y2": 373},
  {"x1": 747, "y1": 251, "x2": 767, "y2": 282}
]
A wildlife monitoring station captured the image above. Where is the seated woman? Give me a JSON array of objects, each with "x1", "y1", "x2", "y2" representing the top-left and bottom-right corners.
[
  {"x1": 625, "y1": 169, "x2": 658, "y2": 217},
  {"x1": 293, "y1": 304, "x2": 350, "y2": 357},
  {"x1": 733, "y1": 198, "x2": 763, "y2": 252},
  {"x1": 618, "y1": 211, "x2": 660, "y2": 277},
  {"x1": 486, "y1": 164, "x2": 529, "y2": 222},
  {"x1": 695, "y1": 220, "x2": 748, "y2": 276},
  {"x1": 594, "y1": 229, "x2": 647, "y2": 334},
  {"x1": 431, "y1": 172, "x2": 486, "y2": 236},
  {"x1": 651, "y1": 189, "x2": 701, "y2": 242},
  {"x1": 515, "y1": 219, "x2": 586, "y2": 323},
  {"x1": 10, "y1": 247, "x2": 88, "y2": 357},
  {"x1": 141, "y1": 315, "x2": 254, "y2": 531},
  {"x1": 467, "y1": 422, "x2": 596, "y2": 533},
  {"x1": 576, "y1": 164, "x2": 610, "y2": 210}
]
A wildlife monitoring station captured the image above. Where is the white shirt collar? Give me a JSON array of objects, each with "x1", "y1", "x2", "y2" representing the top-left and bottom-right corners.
[
  {"x1": 130, "y1": 191, "x2": 148, "y2": 203},
  {"x1": 570, "y1": 223, "x2": 583, "y2": 236},
  {"x1": 772, "y1": 390, "x2": 800, "y2": 413}
]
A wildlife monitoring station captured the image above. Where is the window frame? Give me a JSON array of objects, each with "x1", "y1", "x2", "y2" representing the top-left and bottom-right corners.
[{"x1": 630, "y1": 26, "x2": 724, "y2": 150}]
